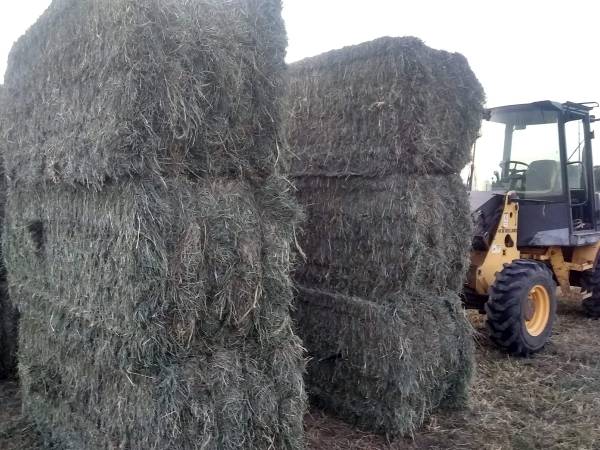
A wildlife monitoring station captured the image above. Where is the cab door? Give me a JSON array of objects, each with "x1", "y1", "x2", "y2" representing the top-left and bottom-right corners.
[{"x1": 564, "y1": 114, "x2": 596, "y2": 234}]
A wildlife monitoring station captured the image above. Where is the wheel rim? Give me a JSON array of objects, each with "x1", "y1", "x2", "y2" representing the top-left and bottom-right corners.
[{"x1": 524, "y1": 285, "x2": 550, "y2": 337}]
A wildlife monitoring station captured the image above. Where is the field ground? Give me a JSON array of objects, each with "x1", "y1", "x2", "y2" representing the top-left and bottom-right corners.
[{"x1": 2, "y1": 299, "x2": 600, "y2": 450}]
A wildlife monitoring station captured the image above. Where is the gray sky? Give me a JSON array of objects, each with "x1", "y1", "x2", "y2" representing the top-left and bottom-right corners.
[{"x1": 2, "y1": 0, "x2": 600, "y2": 107}]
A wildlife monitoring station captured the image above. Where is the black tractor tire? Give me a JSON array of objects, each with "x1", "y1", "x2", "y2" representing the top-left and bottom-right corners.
[
  {"x1": 581, "y1": 263, "x2": 600, "y2": 318},
  {"x1": 485, "y1": 259, "x2": 557, "y2": 356}
]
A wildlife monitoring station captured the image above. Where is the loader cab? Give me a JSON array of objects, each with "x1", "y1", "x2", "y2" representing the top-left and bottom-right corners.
[{"x1": 472, "y1": 101, "x2": 600, "y2": 247}]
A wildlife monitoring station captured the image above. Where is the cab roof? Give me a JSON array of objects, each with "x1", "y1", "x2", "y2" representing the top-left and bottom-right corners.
[{"x1": 485, "y1": 101, "x2": 595, "y2": 125}]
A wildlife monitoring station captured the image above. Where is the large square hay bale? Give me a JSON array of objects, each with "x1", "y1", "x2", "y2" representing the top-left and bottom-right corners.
[
  {"x1": 293, "y1": 173, "x2": 471, "y2": 298},
  {"x1": 3, "y1": 0, "x2": 287, "y2": 187},
  {"x1": 287, "y1": 36, "x2": 484, "y2": 177},
  {"x1": 293, "y1": 287, "x2": 473, "y2": 437}
]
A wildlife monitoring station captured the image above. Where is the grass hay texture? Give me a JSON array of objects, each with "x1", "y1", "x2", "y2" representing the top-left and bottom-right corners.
[
  {"x1": 1, "y1": 0, "x2": 306, "y2": 448},
  {"x1": 287, "y1": 36, "x2": 485, "y2": 177},
  {"x1": 294, "y1": 287, "x2": 474, "y2": 438},
  {"x1": 293, "y1": 173, "x2": 471, "y2": 298},
  {"x1": 287, "y1": 37, "x2": 484, "y2": 437},
  {"x1": 6, "y1": 178, "x2": 305, "y2": 449}
]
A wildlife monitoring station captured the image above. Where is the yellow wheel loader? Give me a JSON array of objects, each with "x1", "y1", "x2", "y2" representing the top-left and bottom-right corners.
[{"x1": 465, "y1": 101, "x2": 600, "y2": 356}]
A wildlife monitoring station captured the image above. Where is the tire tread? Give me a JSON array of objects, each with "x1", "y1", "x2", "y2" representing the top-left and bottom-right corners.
[{"x1": 485, "y1": 259, "x2": 556, "y2": 356}]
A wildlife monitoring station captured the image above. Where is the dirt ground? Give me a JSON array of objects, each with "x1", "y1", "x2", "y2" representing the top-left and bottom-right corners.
[{"x1": 2, "y1": 299, "x2": 600, "y2": 450}]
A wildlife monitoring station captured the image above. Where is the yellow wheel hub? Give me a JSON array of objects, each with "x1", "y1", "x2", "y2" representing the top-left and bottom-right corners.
[{"x1": 524, "y1": 285, "x2": 550, "y2": 336}]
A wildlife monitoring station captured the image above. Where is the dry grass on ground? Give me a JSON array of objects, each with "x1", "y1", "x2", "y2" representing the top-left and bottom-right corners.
[{"x1": 2, "y1": 299, "x2": 600, "y2": 450}]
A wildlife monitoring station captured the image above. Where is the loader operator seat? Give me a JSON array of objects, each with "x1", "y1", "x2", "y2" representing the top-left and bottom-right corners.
[{"x1": 523, "y1": 159, "x2": 561, "y2": 194}]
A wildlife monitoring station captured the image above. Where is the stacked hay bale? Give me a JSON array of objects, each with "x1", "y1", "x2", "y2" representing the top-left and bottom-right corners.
[
  {"x1": 287, "y1": 37, "x2": 484, "y2": 437},
  {"x1": 0, "y1": 87, "x2": 17, "y2": 380},
  {"x1": 0, "y1": 0, "x2": 306, "y2": 449}
]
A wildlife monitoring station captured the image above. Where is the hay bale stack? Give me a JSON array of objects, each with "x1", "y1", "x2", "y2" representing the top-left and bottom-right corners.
[
  {"x1": 295, "y1": 287, "x2": 473, "y2": 436},
  {"x1": 287, "y1": 37, "x2": 484, "y2": 437},
  {"x1": 1, "y1": 1, "x2": 305, "y2": 448}
]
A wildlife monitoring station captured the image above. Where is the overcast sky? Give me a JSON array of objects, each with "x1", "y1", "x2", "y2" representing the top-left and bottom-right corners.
[{"x1": 2, "y1": 0, "x2": 600, "y2": 107}]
